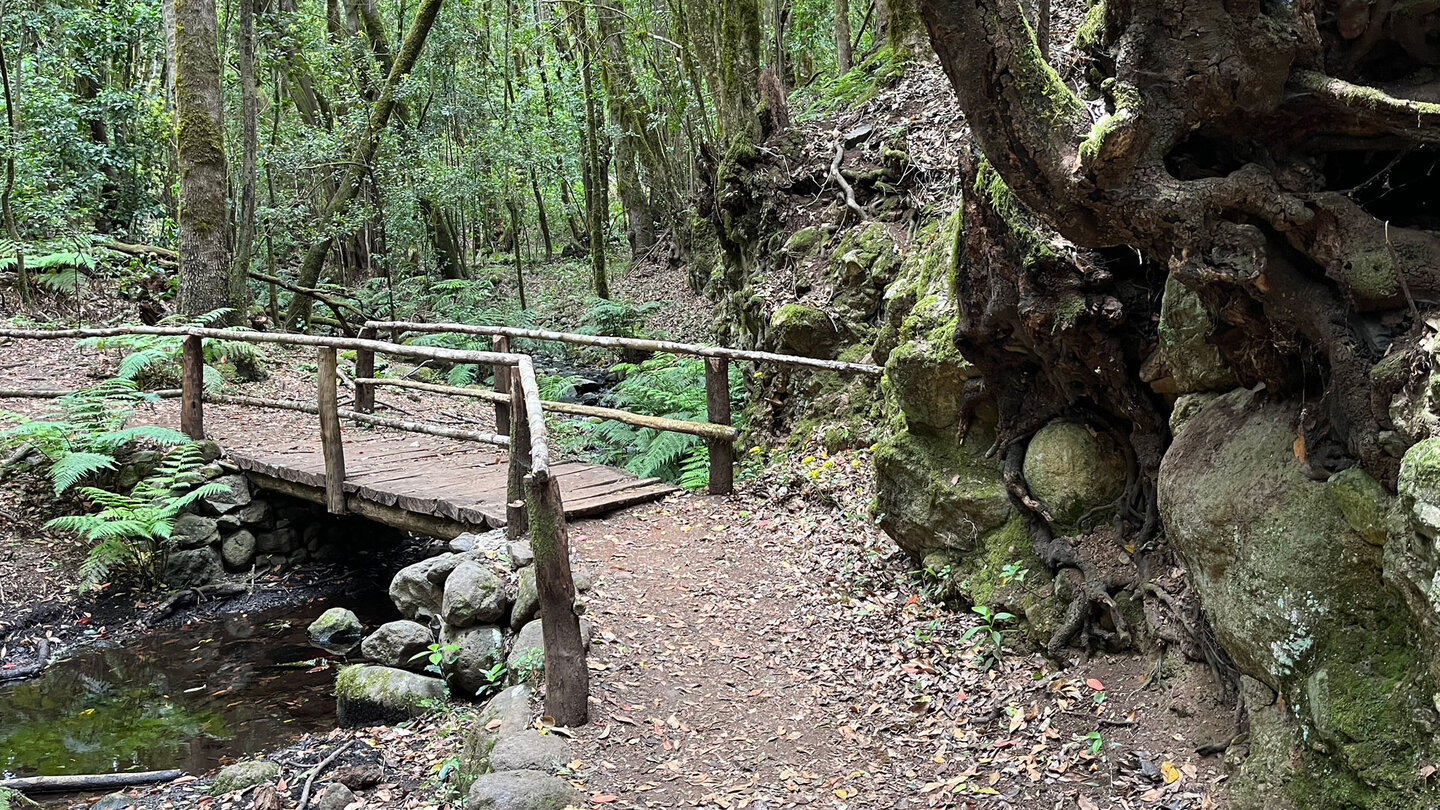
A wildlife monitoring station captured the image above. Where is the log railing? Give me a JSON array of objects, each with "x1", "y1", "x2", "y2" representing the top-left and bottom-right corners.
[
  {"x1": 362, "y1": 319, "x2": 884, "y2": 495},
  {"x1": 0, "y1": 324, "x2": 589, "y2": 725}
]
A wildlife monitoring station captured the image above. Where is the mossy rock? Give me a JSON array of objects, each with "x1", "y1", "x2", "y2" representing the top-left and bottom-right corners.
[
  {"x1": 1159, "y1": 389, "x2": 1437, "y2": 808},
  {"x1": 212, "y1": 760, "x2": 280, "y2": 794},
  {"x1": 1326, "y1": 467, "x2": 1390, "y2": 546},
  {"x1": 1022, "y1": 421, "x2": 1126, "y2": 527},
  {"x1": 770, "y1": 304, "x2": 844, "y2": 359},
  {"x1": 873, "y1": 423, "x2": 1012, "y2": 560},
  {"x1": 884, "y1": 336, "x2": 979, "y2": 432},
  {"x1": 334, "y1": 664, "x2": 445, "y2": 727},
  {"x1": 782, "y1": 227, "x2": 824, "y2": 257},
  {"x1": 1155, "y1": 274, "x2": 1238, "y2": 394}
]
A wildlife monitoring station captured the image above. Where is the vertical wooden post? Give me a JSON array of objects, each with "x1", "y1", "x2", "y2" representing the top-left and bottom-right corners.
[
  {"x1": 180, "y1": 334, "x2": 205, "y2": 440},
  {"x1": 705, "y1": 357, "x2": 734, "y2": 495},
  {"x1": 493, "y1": 335, "x2": 512, "y2": 436},
  {"x1": 527, "y1": 467, "x2": 588, "y2": 726},
  {"x1": 505, "y1": 368, "x2": 530, "y2": 541},
  {"x1": 354, "y1": 326, "x2": 376, "y2": 414},
  {"x1": 317, "y1": 346, "x2": 347, "y2": 514}
]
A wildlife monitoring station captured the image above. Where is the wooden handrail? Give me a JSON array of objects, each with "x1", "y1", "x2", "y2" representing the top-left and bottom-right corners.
[
  {"x1": 364, "y1": 320, "x2": 885, "y2": 375},
  {"x1": 352, "y1": 376, "x2": 741, "y2": 441},
  {"x1": 0, "y1": 326, "x2": 520, "y2": 369}
]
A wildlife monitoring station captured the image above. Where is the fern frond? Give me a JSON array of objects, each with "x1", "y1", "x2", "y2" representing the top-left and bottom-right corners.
[
  {"x1": 116, "y1": 348, "x2": 171, "y2": 381},
  {"x1": 95, "y1": 425, "x2": 192, "y2": 448},
  {"x1": 49, "y1": 452, "x2": 117, "y2": 494}
]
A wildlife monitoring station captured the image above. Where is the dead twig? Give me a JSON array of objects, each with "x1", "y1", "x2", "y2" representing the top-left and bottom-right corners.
[{"x1": 295, "y1": 739, "x2": 356, "y2": 810}]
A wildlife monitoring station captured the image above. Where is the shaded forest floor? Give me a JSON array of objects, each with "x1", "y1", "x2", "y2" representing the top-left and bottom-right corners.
[{"x1": 12, "y1": 449, "x2": 1235, "y2": 810}]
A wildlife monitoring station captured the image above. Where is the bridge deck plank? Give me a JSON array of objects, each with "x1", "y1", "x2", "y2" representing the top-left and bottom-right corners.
[{"x1": 223, "y1": 429, "x2": 677, "y2": 534}]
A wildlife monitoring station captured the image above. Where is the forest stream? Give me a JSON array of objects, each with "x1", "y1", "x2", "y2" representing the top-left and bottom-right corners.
[{"x1": 0, "y1": 596, "x2": 393, "y2": 785}]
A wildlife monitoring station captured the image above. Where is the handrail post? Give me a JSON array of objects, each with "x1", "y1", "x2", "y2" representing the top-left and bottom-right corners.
[
  {"x1": 493, "y1": 336, "x2": 512, "y2": 435},
  {"x1": 526, "y1": 466, "x2": 588, "y2": 725},
  {"x1": 704, "y1": 358, "x2": 733, "y2": 495},
  {"x1": 505, "y1": 367, "x2": 530, "y2": 541},
  {"x1": 354, "y1": 326, "x2": 376, "y2": 413},
  {"x1": 180, "y1": 334, "x2": 205, "y2": 440},
  {"x1": 317, "y1": 346, "x2": 347, "y2": 514}
]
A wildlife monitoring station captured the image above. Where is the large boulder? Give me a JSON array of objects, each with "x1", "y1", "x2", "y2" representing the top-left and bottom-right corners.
[
  {"x1": 872, "y1": 426, "x2": 1012, "y2": 560},
  {"x1": 221, "y1": 530, "x2": 257, "y2": 571},
  {"x1": 212, "y1": 760, "x2": 279, "y2": 794},
  {"x1": 335, "y1": 665, "x2": 445, "y2": 726},
  {"x1": 171, "y1": 513, "x2": 220, "y2": 550},
  {"x1": 201, "y1": 474, "x2": 252, "y2": 515},
  {"x1": 769, "y1": 304, "x2": 844, "y2": 360},
  {"x1": 440, "y1": 624, "x2": 505, "y2": 696},
  {"x1": 1022, "y1": 420, "x2": 1126, "y2": 526},
  {"x1": 465, "y1": 770, "x2": 576, "y2": 810},
  {"x1": 308, "y1": 608, "x2": 363, "y2": 654},
  {"x1": 361, "y1": 620, "x2": 435, "y2": 671},
  {"x1": 442, "y1": 562, "x2": 508, "y2": 628},
  {"x1": 510, "y1": 568, "x2": 539, "y2": 631},
  {"x1": 163, "y1": 547, "x2": 222, "y2": 588},
  {"x1": 1158, "y1": 388, "x2": 1434, "y2": 808},
  {"x1": 883, "y1": 332, "x2": 981, "y2": 433},
  {"x1": 487, "y1": 731, "x2": 571, "y2": 773},
  {"x1": 390, "y1": 554, "x2": 460, "y2": 622}
]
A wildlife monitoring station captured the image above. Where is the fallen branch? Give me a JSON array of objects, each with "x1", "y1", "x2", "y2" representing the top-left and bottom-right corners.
[
  {"x1": 247, "y1": 272, "x2": 367, "y2": 335},
  {"x1": 295, "y1": 739, "x2": 356, "y2": 810},
  {"x1": 0, "y1": 638, "x2": 49, "y2": 683},
  {"x1": 139, "y1": 583, "x2": 248, "y2": 628},
  {"x1": 829, "y1": 141, "x2": 866, "y2": 222},
  {"x1": 104, "y1": 240, "x2": 179, "y2": 265},
  {"x1": 0, "y1": 769, "x2": 183, "y2": 794}
]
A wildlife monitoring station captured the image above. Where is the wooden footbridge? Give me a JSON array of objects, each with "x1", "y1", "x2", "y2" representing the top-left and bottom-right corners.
[
  {"x1": 0, "y1": 321, "x2": 880, "y2": 539},
  {"x1": 0, "y1": 318, "x2": 880, "y2": 725}
]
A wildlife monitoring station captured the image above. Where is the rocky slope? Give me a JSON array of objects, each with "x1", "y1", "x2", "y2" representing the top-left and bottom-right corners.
[{"x1": 693, "y1": 50, "x2": 1440, "y2": 809}]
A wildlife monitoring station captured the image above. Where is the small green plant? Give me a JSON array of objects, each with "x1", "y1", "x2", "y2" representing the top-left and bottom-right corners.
[
  {"x1": 46, "y1": 443, "x2": 230, "y2": 590},
  {"x1": 509, "y1": 648, "x2": 544, "y2": 684},
  {"x1": 963, "y1": 605, "x2": 1015, "y2": 664},
  {"x1": 1083, "y1": 730, "x2": 1103, "y2": 755},
  {"x1": 998, "y1": 562, "x2": 1029, "y2": 587},
  {"x1": 410, "y1": 642, "x2": 463, "y2": 678}
]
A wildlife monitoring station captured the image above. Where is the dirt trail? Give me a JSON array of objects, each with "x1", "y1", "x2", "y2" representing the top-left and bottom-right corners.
[{"x1": 571, "y1": 472, "x2": 1232, "y2": 810}]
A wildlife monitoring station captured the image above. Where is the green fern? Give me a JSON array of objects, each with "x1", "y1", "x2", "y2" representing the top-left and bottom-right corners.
[
  {"x1": 0, "y1": 379, "x2": 169, "y2": 494},
  {"x1": 556, "y1": 355, "x2": 743, "y2": 490},
  {"x1": 45, "y1": 444, "x2": 230, "y2": 591},
  {"x1": 80, "y1": 310, "x2": 265, "y2": 389}
]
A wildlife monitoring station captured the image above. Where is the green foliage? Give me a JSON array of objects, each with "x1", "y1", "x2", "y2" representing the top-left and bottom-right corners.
[
  {"x1": 0, "y1": 378, "x2": 186, "y2": 494},
  {"x1": 79, "y1": 309, "x2": 266, "y2": 388},
  {"x1": 410, "y1": 641, "x2": 463, "y2": 678},
  {"x1": 556, "y1": 354, "x2": 741, "y2": 488},
  {"x1": 962, "y1": 604, "x2": 1015, "y2": 666},
  {"x1": 47, "y1": 442, "x2": 227, "y2": 590},
  {"x1": 578, "y1": 297, "x2": 662, "y2": 341}
]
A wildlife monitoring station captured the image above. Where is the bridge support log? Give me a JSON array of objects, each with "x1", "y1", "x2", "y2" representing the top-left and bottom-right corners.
[
  {"x1": 705, "y1": 358, "x2": 733, "y2": 495},
  {"x1": 526, "y1": 467, "x2": 588, "y2": 726},
  {"x1": 317, "y1": 346, "x2": 347, "y2": 514},
  {"x1": 181, "y1": 335, "x2": 205, "y2": 440},
  {"x1": 354, "y1": 326, "x2": 376, "y2": 414},
  {"x1": 506, "y1": 368, "x2": 530, "y2": 541}
]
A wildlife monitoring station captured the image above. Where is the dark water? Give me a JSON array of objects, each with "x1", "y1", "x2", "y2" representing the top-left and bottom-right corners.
[{"x1": 0, "y1": 600, "x2": 387, "y2": 779}]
